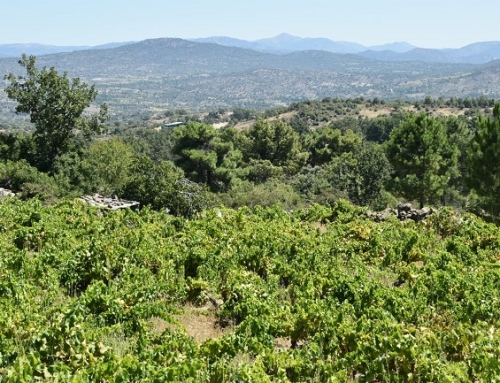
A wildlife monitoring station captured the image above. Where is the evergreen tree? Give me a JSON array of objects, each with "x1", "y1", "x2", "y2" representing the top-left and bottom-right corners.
[
  {"x1": 386, "y1": 113, "x2": 458, "y2": 208},
  {"x1": 466, "y1": 102, "x2": 500, "y2": 215},
  {"x1": 308, "y1": 127, "x2": 362, "y2": 166},
  {"x1": 172, "y1": 122, "x2": 243, "y2": 191},
  {"x1": 240, "y1": 119, "x2": 308, "y2": 174}
]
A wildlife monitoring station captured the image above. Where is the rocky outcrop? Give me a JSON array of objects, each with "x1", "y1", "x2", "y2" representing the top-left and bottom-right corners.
[
  {"x1": 397, "y1": 204, "x2": 432, "y2": 222},
  {"x1": 365, "y1": 203, "x2": 433, "y2": 222},
  {"x1": 79, "y1": 194, "x2": 140, "y2": 210},
  {"x1": 208, "y1": 295, "x2": 224, "y2": 310},
  {"x1": 0, "y1": 188, "x2": 16, "y2": 200}
]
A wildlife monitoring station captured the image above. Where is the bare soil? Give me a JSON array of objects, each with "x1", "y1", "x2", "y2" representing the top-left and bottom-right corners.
[{"x1": 149, "y1": 304, "x2": 231, "y2": 343}]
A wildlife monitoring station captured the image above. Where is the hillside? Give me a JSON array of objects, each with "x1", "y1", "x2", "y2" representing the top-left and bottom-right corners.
[
  {"x1": 2, "y1": 198, "x2": 500, "y2": 380},
  {"x1": 0, "y1": 41, "x2": 134, "y2": 58},
  {"x1": 192, "y1": 34, "x2": 500, "y2": 63},
  {"x1": 4, "y1": 36, "x2": 499, "y2": 64},
  {"x1": 0, "y1": 38, "x2": 498, "y2": 118},
  {"x1": 359, "y1": 41, "x2": 500, "y2": 64}
]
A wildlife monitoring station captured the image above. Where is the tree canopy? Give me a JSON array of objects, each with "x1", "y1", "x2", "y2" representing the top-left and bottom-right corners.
[
  {"x1": 241, "y1": 119, "x2": 308, "y2": 174},
  {"x1": 172, "y1": 122, "x2": 244, "y2": 191},
  {"x1": 386, "y1": 113, "x2": 458, "y2": 208},
  {"x1": 4, "y1": 54, "x2": 108, "y2": 171},
  {"x1": 467, "y1": 102, "x2": 500, "y2": 215}
]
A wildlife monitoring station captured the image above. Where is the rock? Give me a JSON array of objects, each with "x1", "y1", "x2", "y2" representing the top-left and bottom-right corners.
[
  {"x1": 375, "y1": 208, "x2": 393, "y2": 222},
  {"x1": 0, "y1": 188, "x2": 16, "y2": 199},
  {"x1": 208, "y1": 296, "x2": 224, "y2": 310},
  {"x1": 78, "y1": 194, "x2": 140, "y2": 210},
  {"x1": 392, "y1": 279, "x2": 405, "y2": 287},
  {"x1": 366, "y1": 203, "x2": 433, "y2": 223},
  {"x1": 397, "y1": 203, "x2": 413, "y2": 213},
  {"x1": 365, "y1": 210, "x2": 376, "y2": 219},
  {"x1": 415, "y1": 207, "x2": 432, "y2": 221}
]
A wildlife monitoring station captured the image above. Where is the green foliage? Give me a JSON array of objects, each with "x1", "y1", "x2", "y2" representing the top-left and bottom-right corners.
[
  {"x1": 120, "y1": 127, "x2": 176, "y2": 162},
  {"x1": 2, "y1": 199, "x2": 500, "y2": 380},
  {"x1": 244, "y1": 159, "x2": 284, "y2": 184},
  {"x1": 117, "y1": 156, "x2": 211, "y2": 217},
  {"x1": 219, "y1": 179, "x2": 302, "y2": 210},
  {"x1": 51, "y1": 146, "x2": 100, "y2": 196},
  {"x1": 172, "y1": 122, "x2": 243, "y2": 191},
  {"x1": 440, "y1": 115, "x2": 473, "y2": 208},
  {"x1": 309, "y1": 127, "x2": 362, "y2": 166},
  {"x1": 87, "y1": 137, "x2": 136, "y2": 195},
  {"x1": 285, "y1": 98, "x2": 364, "y2": 128},
  {"x1": 362, "y1": 111, "x2": 408, "y2": 143},
  {"x1": 6, "y1": 95, "x2": 500, "y2": 381},
  {"x1": 467, "y1": 102, "x2": 500, "y2": 216},
  {"x1": 0, "y1": 160, "x2": 60, "y2": 202},
  {"x1": 386, "y1": 113, "x2": 459, "y2": 208},
  {"x1": 326, "y1": 143, "x2": 392, "y2": 207},
  {"x1": 241, "y1": 119, "x2": 308, "y2": 175},
  {"x1": 291, "y1": 165, "x2": 349, "y2": 206},
  {"x1": 0, "y1": 132, "x2": 35, "y2": 163},
  {"x1": 4, "y1": 55, "x2": 109, "y2": 171},
  {"x1": 230, "y1": 108, "x2": 255, "y2": 123},
  {"x1": 292, "y1": 143, "x2": 391, "y2": 208}
]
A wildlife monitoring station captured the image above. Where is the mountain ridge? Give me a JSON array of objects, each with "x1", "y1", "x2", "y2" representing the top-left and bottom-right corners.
[
  {"x1": 0, "y1": 41, "x2": 135, "y2": 58},
  {"x1": 189, "y1": 33, "x2": 412, "y2": 54},
  {"x1": 3, "y1": 34, "x2": 500, "y2": 64},
  {"x1": 0, "y1": 38, "x2": 498, "y2": 117},
  {"x1": 189, "y1": 34, "x2": 500, "y2": 63}
]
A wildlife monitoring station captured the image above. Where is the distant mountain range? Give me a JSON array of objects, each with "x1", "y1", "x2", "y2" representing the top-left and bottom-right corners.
[
  {"x1": 2, "y1": 34, "x2": 500, "y2": 65},
  {"x1": 358, "y1": 41, "x2": 500, "y2": 64},
  {"x1": 190, "y1": 34, "x2": 416, "y2": 54},
  {"x1": 0, "y1": 38, "x2": 499, "y2": 117},
  {"x1": 190, "y1": 34, "x2": 500, "y2": 64},
  {"x1": 0, "y1": 42, "x2": 134, "y2": 58}
]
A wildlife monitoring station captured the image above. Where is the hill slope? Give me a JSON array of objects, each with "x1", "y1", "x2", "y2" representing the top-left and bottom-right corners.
[
  {"x1": 2, "y1": 199, "x2": 500, "y2": 380},
  {"x1": 359, "y1": 41, "x2": 500, "y2": 64},
  {"x1": 0, "y1": 38, "x2": 497, "y2": 116}
]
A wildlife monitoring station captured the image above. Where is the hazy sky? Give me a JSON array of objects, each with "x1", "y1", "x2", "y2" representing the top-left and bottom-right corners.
[{"x1": 2, "y1": 0, "x2": 498, "y2": 48}]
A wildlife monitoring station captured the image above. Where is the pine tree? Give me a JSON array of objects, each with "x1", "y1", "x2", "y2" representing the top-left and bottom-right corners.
[
  {"x1": 386, "y1": 113, "x2": 458, "y2": 208},
  {"x1": 466, "y1": 102, "x2": 500, "y2": 215}
]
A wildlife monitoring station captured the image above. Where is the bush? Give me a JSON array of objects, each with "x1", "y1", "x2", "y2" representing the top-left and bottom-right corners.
[
  {"x1": 219, "y1": 179, "x2": 302, "y2": 210},
  {"x1": 117, "y1": 157, "x2": 212, "y2": 218},
  {"x1": 0, "y1": 160, "x2": 60, "y2": 203}
]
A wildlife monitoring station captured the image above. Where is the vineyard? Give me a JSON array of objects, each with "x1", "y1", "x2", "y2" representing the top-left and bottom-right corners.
[{"x1": 1, "y1": 198, "x2": 500, "y2": 382}]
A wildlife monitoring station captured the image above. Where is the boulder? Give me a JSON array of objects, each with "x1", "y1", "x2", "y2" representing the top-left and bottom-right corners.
[
  {"x1": 375, "y1": 208, "x2": 393, "y2": 222},
  {"x1": 397, "y1": 203, "x2": 413, "y2": 213},
  {"x1": 78, "y1": 194, "x2": 140, "y2": 210},
  {"x1": 0, "y1": 188, "x2": 16, "y2": 199},
  {"x1": 415, "y1": 207, "x2": 432, "y2": 221},
  {"x1": 366, "y1": 203, "x2": 434, "y2": 223}
]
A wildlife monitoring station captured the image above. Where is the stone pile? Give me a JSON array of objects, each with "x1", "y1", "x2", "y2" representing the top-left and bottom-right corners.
[
  {"x1": 79, "y1": 194, "x2": 140, "y2": 210},
  {"x1": 0, "y1": 188, "x2": 16, "y2": 199},
  {"x1": 365, "y1": 203, "x2": 433, "y2": 223}
]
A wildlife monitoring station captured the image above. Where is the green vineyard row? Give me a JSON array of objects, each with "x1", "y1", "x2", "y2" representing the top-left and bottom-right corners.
[{"x1": 1, "y1": 198, "x2": 500, "y2": 382}]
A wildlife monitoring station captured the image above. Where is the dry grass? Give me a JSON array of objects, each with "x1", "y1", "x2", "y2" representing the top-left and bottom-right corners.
[
  {"x1": 311, "y1": 222, "x2": 328, "y2": 234},
  {"x1": 412, "y1": 261, "x2": 424, "y2": 269},
  {"x1": 149, "y1": 304, "x2": 231, "y2": 343},
  {"x1": 213, "y1": 122, "x2": 229, "y2": 129},
  {"x1": 274, "y1": 337, "x2": 293, "y2": 352},
  {"x1": 233, "y1": 111, "x2": 299, "y2": 131},
  {"x1": 233, "y1": 119, "x2": 256, "y2": 130},
  {"x1": 432, "y1": 107, "x2": 465, "y2": 117},
  {"x1": 358, "y1": 107, "x2": 394, "y2": 118},
  {"x1": 100, "y1": 330, "x2": 135, "y2": 357},
  {"x1": 268, "y1": 111, "x2": 297, "y2": 121}
]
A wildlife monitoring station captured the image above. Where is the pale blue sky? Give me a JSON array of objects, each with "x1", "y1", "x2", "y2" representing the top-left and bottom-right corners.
[{"x1": 2, "y1": 0, "x2": 498, "y2": 48}]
